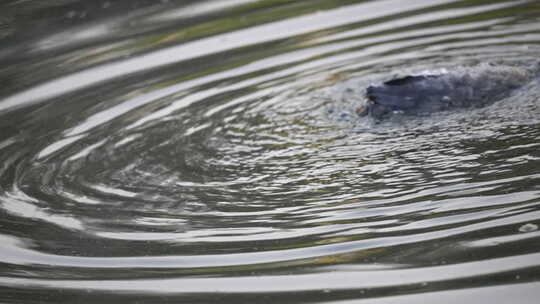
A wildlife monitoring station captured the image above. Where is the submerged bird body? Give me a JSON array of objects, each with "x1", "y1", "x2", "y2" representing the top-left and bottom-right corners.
[{"x1": 358, "y1": 64, "x2": 538, "y2": 119}]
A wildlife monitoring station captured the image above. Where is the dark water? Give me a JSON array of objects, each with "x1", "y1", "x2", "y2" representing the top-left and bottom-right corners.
[{"x1": 1, "y1": 0, "x2": 540, "y2": 303}]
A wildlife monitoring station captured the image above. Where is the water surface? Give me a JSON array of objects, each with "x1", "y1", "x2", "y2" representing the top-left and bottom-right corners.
[{"x1": 1, "y1": 0, "x2": 540, "y2": 303}]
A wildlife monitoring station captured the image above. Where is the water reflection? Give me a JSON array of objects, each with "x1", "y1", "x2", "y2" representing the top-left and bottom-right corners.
[{"x1": 1, "y1": 0, "x2": 540, "y2": 303}]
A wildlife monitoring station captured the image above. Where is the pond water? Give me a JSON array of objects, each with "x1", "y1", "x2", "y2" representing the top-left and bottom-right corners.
[{"x1": 1, "y1": 0, "x2": 540, "y2": 303}]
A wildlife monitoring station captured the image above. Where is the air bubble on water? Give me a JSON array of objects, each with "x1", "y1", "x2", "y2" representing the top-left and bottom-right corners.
[{"x1": 519, "y1": 223, "x2": 538, "y2": 233}]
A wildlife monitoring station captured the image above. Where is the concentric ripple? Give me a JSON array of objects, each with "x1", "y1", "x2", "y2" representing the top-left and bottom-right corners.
[{"x1": 1, "y1": 0, "x2": 540, "y2": 303}]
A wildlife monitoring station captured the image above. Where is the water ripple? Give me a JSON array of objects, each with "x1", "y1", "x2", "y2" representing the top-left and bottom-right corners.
[{"x1": 1, "y1": 0, "x2": 540, "y2": 302}]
